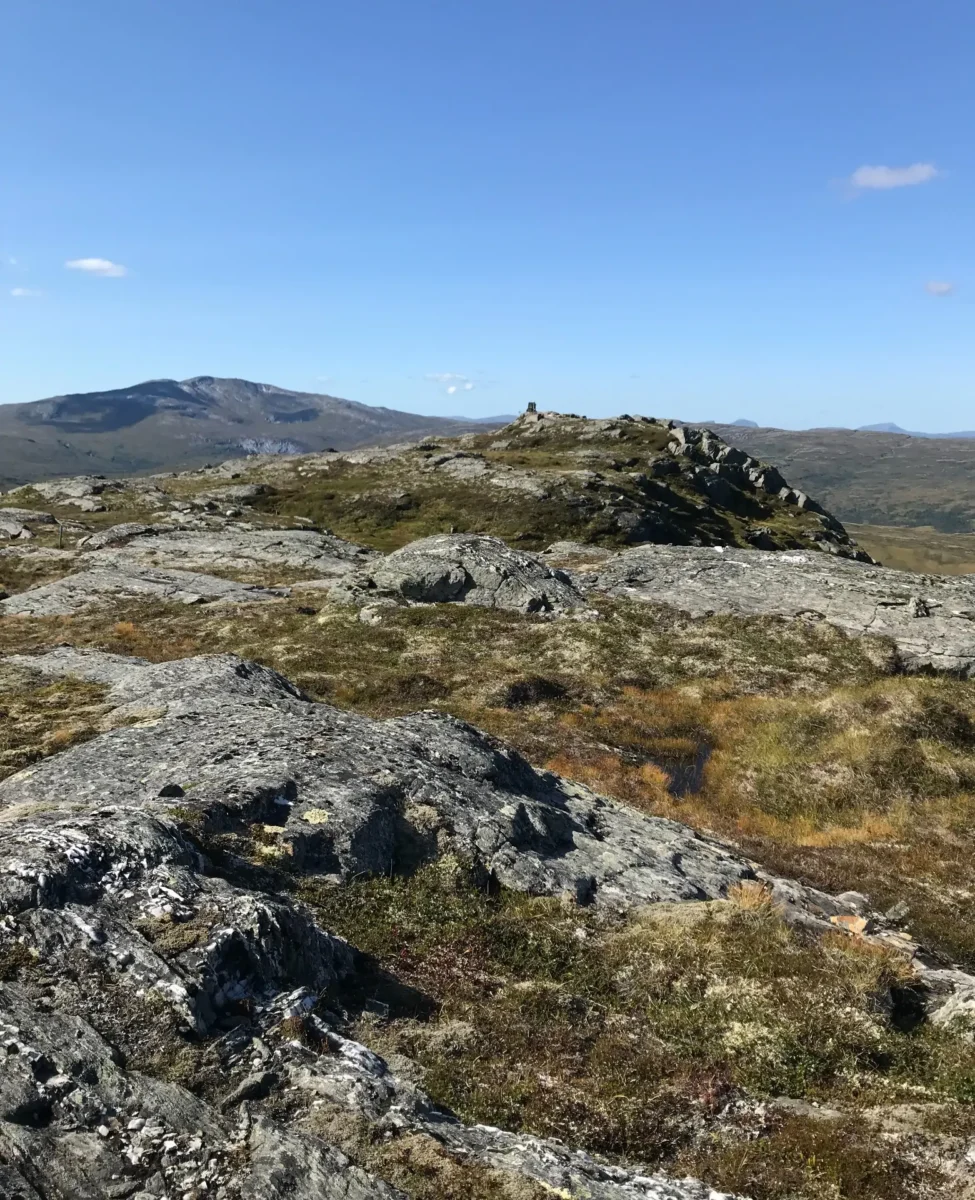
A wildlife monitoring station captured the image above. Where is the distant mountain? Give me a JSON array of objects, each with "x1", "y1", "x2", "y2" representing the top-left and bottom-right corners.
[
  {"x1": 731, "y1": 418, "x2": 759, "y2": 427},
  {"x1": 0, "y1": 377, "x2": 507, "y2": 487},
  {"x1": 858, "y1": 422, "x2": 975, "y2": 439}
]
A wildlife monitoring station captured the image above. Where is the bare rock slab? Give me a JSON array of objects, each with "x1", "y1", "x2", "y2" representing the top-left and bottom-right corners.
[
  {"x1": 0, "y1": 563, "x2": 288, "y2": 616},
  {"x1": 82, "y1": 524, "x2": 376, "y2": 580},
  {"x1": 0, "y1": 651, "x2": 757, "y2": 908},
  {"x1": 0, "y1": 649, "x2": 757, "y2": 1198},
  {"x1": 586, "y1": 544, "x2": 975, "y2": 674}
]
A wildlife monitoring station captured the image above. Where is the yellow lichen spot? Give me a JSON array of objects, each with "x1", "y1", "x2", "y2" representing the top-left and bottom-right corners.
[{"x1": 301, "y1": 808, "x2": 330, "y2": 824}]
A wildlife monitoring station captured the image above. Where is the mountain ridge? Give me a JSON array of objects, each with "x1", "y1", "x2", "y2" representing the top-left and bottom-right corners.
[{"x1": 0, "y1": 375, "x2": 502, "y2": 487}]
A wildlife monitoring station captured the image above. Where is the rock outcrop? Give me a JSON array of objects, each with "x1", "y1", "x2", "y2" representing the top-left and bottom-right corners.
[
  {"x1": 0, "y1": 650, "x2": 759, "y2": 909},
  {"x1": 0, "y1": 648, "x2": 770, "y2": 1198},
  {"x1": 3, "y1": 648, "x2": 973, "y2": 1197},
  {"x1": 0, "y1": 565, "x2": 288, "y2": 616},
  {"x1": 0, "y1": 507, "x2": 55, "y2": 525},
  {"x1": 80, "y1": 525, "x2": 376, "y2": 580},
  {"x1": 331, "y1": 533, "x2": 587, "y2": 615},
  {"x1": 0, "y1": 507, "x2": 56, "y2": 545},
  {"x1": 7, "y1": 414, "x2": 975, "y2": 1195},
  {"x1": 581, "y1": 544, "x2": 975, "y2": 675}
]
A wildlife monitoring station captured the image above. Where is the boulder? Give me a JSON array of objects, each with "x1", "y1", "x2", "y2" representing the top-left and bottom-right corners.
[
  {"x1": 0, "y1": 519, "x2": 31, "y2": 540},
  {"x1": 26, "y1": 475, "x2": 121, "y2": 502},
  {"x1": 0, "y1": 506, "x2": 55, "y2": 525},
  {"x1": 332, "y1": 533, "x2": 587, "y2": 614}
]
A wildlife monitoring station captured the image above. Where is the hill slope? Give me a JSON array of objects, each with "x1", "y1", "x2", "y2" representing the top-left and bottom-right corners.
[
  {"x1": 231, "y1": 409, "x2": 870, "y2": 558},
  {"x1": 0, "y1": 376, "x2": 495, "y2": 487},
  {"x1": 712, "y1": 423, "x2": 975, "y2": 532},
  {"x1": 4, "y1": 411, "x2": 975, "y2": 1197}
]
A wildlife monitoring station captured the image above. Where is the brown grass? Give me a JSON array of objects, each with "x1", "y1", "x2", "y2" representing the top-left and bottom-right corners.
[
  {"x1": 0, "y1": 663, "x2": 109, "y2": 782},
  {"x1": 847, "y1": 523, "x2": 975, "y2": 575},
  {"x1": 301, "y1": 861, "x2": 975, "y2": 1200}
]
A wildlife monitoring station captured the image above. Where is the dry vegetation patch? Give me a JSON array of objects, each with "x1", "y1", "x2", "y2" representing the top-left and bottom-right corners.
[
  {"x1": 847, "y1": 523, "x2": 975, "y2": 575},
  {"x1": 301, "y1": 860, "x2": 975, "y2": 1200},
  {"x1": 5, "y1": 595, "x2": 975, "y2": 968},
  {"x1": 0, "y1": 662, "x2": 109, "y2": 783}
]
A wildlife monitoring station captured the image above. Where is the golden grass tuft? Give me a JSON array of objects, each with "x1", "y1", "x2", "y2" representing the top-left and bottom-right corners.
[{"x1": 727, "y1": 880, "x2": 778, "y2": 913}]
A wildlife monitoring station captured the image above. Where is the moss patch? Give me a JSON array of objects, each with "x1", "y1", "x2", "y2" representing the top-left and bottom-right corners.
[
  {"x1": 301, "y1": 861, "x2": 975, "y2": 1199},
  {"x1": 0, "y1": 662, "x2": 109, "y2": 783}
]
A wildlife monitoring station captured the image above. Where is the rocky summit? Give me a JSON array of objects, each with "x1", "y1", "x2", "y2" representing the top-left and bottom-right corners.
[{"x1": 3, "y1": 412, "x2": 975, "y2": 1200}]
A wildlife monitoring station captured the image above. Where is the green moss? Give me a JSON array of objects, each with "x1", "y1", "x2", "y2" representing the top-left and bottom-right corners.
[
  {"x1": 0, "y1": 666, "x2": 109, "y2": 782},
  {"x1": 679, "y1": 1115, "x2": 931, "y2": 1200},
  {"x1": 0, "y1": 939, "x2": 37, "y2": 981},
  {"x1": 300, "y1": 861, "x2": 975, "y2": 1188}
]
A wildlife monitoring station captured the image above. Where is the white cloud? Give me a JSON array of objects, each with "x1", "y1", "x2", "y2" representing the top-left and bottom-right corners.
[
  {"x1": 849, "y1": 163, "x2": 939, "y2": 191},
  {"x1": 925, "y1": 280, "x2": 955, "y2": 296},
  {"x1": 65, "y1": 257, "x2": 128, "y2": 277},
  {"x1": 10, "y1": 287, "x2": 41, "y2": 297},
  {"x1": 426, "y1": 371, "x2": 476, "y2": 394}
]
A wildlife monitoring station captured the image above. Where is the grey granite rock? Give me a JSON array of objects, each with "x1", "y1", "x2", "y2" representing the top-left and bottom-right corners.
[
  {"x1": 0, "y1": 519, "x2": 31, "y2": 540},
  {"x1": 0, "y1": 651, "x2": 758, "y2": 908},
  {"x1": 0, "y1": 649, "x2": 759, "y2": 1198},
  {"x1": 585, "y1": 543, "x2": 975, "y2": 675},
  {"x1": 0, "y1": 506, "x2": 55, "y2": 525},
  {"x1": 332, "y1": 532, "x2": 586, "y2": 614},
  {"x1": 79, "y1": 522, "x2": 157, "y2": 550},
  {"x1": 0, "y1": 564, "x2": 288, "y2": 616},
  {"x1": 84, "y1": 525, "x2": 376, "y2": 579}
]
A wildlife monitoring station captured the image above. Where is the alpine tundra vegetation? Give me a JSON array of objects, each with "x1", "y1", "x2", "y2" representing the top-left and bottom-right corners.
[{"x1": 4, "y1": 412, "x2": 975, "y2": 1200}]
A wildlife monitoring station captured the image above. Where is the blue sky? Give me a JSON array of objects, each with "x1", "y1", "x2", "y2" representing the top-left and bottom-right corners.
[{"x1": 1, "y1": 0, "x2": 972, "y2": 429}]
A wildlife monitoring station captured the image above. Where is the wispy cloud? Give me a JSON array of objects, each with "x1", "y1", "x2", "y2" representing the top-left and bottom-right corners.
[
  {"x1": 426, "y1": 372, "x2": 476, "y2": 395},
  {"x1": 65, "y1": 257, "x2": 128, "y2": 277},
  {"x1": 10, "y1": 287, "x2": 42, "y2": 298},
  {"x1": 925, "y1": 280, "x2": 955, "y2": 297},
  {"x1": 849, "y1": 163, "x2": 939, "y2": 191}
]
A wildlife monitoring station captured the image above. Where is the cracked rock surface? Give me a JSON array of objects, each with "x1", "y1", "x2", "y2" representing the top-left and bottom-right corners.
[
  {"x1": 331, "y1": 532, "x2": 587, "y2": 615},
  {"x1": 0, "y1": 564, "x2": 288, "y2": 616},
  {"x1": 0, "y1": 648, "x2": 760, "y2": 1198},
  {"x1": 584, "y1": 543, "x2": 975, "y2": 675},
  {"x1": 0, "y1": 650, "x2": 760, "y2": 908},
  {"x1": 81, "y1": 525, "x2": 377, "y2": 579}
]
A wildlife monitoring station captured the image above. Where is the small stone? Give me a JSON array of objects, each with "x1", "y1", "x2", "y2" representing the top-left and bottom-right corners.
[{"x1": 218, "y1": 1071, "x2": 278, "y2": 1111}]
